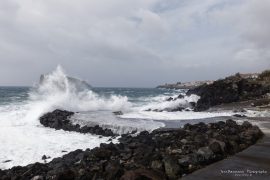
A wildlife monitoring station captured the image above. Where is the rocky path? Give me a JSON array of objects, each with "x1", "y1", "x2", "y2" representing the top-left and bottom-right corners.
[{"x1": 182, "y1": 118, "x2": 270, "y2": 180}]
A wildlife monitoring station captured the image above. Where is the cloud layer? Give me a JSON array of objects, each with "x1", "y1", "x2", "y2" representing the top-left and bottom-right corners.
[{"x1": 0, "y1": 0, "x2": 269, "y2": 87}]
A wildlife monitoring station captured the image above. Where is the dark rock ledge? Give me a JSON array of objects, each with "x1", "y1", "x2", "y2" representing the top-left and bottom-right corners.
[
  {"x1": 1, "y1": 119, "x2": 263, "y2": 180},
  {"x1": 186, "y1": 71, "x2": 270, "y2": 111},
  {"x1": 39, "y1": 109, "x2": 117, "y2": 137}
]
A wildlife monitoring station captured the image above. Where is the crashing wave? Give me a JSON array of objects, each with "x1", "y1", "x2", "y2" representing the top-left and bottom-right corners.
[
  {"x1": 30, "y1": 65, "x2": 131, "y2": 113},
  {"x1": 40, "y1": 74, "x2": 92, "y2": 92},
  {"x1": 141, "y1": 94, "x2": 200, "y2": 112}
]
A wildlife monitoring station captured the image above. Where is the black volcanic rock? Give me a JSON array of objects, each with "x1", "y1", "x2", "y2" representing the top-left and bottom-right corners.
[
  {"x1": 187, "y1": 73, "x2": 270, "y2": 111},
  {"x1": 166, "y1": 97, "x2": 174, "y2": 101},
  {"x1": 39, "y1": 109, "x2": 116, "y2": 137},
  {"x1": 1, "y1": 120, "x2": 263, "y2": 180},
  {"x1": 149, "y1": 94, "x2": 195, "y2": 112},
  {"x1": 113, "y1": 111, "x2": 123, "y2": 115}
]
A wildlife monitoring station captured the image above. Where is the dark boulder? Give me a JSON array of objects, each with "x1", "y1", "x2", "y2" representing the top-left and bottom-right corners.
[
  {"x1": 209, "y1": 142, "x2": 223, "y2": 154},
  {"x1": 197, "y1": 147, "x2": 214, "y2": 162},
  {"x1": 105, "y1": 161, "x2": 123, "y2": 179},
  {"x1": 163, "y1": 156, "x2": 182, "y2": 179},
  {"x1": 233, "y1": 114, "x2": 247, "y2": 118},
  {"x1": 242, "y1": 121, "x2": 252, "y2": 129},
  {"x1": 178, "y1": 94, "x2": 185, "y2": 99},
  {"x1": 39, "y1": 109, "x2": 116, "y2": 137},
  {"x1": 42, "y1": 155, "x2": 50, "y2": 161},
  {"x1": 166, "y1": 97, "x2": 174, "y2": 101},
  {"x1": 226, "y1": 119, "x2": 238, "y2": 127},
  {"x1": 113, "y1": 111, "x2": 124, "y2": 115}
]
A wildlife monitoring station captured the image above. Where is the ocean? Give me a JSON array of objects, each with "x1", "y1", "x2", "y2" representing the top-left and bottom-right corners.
[{"x1": 0, "y1": 67, "x2": 233, "y2": 169}]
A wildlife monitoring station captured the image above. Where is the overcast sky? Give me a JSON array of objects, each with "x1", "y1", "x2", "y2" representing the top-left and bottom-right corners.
[{"x1": 0, "y1": 0, "x2": 269, "y2": 87}]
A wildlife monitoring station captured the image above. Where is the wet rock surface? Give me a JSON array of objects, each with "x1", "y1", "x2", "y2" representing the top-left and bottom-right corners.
[
  {"x1": 1, "y1": 120, "x2": 263, "y2": 180},
  {"x1": 113, "y1": 111, "x2": 123, "y2": 115},
  {"x1": 39, "y1": 109, "x2": 117, "y2": 137}
]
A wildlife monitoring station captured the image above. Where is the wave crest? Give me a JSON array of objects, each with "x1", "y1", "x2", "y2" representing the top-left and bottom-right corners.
[{"x1": 30, "y1": 65, "x2": 131, "y2": 113}]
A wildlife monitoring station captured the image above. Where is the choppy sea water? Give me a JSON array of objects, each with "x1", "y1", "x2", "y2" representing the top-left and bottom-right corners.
[{"x1": 0, "y1": 67, "x2": 234, "y2": 169}]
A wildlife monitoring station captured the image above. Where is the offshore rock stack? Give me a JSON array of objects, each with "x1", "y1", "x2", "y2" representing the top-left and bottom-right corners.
[{"x1": 1, "y1": 119, "x2": 263, "y2": 180}]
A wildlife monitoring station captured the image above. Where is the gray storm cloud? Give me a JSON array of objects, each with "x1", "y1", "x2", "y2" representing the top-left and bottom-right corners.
[{"x1": 0, "y1": 0, "x2": 269, "y2": 87}]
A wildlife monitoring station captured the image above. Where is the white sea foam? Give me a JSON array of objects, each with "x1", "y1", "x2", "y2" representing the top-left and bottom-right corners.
[
  {"x1": 120, "y1": 111, "x2": 233, "y2": 120},
  {"x1": 0, "y1": 100, "x2": 115, "y2": 169},
  {"x1": 139, "y1": 94, "x2": 200, "y2": 111},
  {"x1": 0, "y1": 66, "x2": 131, "y2": 169},
  {"x1": 70, "y1": 112, "x2": 165, "y2": 134},
  {"x1": 245, "y1": 109, "x2": 270, "y2": 117},
  {"x1": 0, "y1": 126, "x2": 113, "y2": 169}
]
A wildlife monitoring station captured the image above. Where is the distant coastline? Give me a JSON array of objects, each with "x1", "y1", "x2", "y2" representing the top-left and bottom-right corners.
[
  {"x1": 157, "y1": 80, "x2": 214, "y2": 89},
  {"x1": 157, "y1": 73, "x2": 260, "y2": 89}
]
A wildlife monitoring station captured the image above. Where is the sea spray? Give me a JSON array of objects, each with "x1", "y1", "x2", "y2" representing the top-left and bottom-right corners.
[
  {"x1": 29, "y1": 65, "x2": 132, "y2": 113},
  {"x1": 0, "y1": 66, "x2": 132, "y2": 169},
  {"x1": 0, "y1": 66, "x2": 234, "y2": 169},
  {"x1": 140, "y1": 94, "x2": 200, "y2": 111}
]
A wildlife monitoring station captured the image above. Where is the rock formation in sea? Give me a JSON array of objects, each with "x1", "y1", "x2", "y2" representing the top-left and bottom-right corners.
[{"x1": 39, "y1": 109, "x2": 116, "y2": 137}]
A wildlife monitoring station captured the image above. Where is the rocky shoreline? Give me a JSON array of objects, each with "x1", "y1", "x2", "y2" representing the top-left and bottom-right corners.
[
  {"x1": 187, "y1": 71, "x2": 270, "y2": 111},
  {"x1": 39, "y1": 109, "x2": 117, "y2": 137},
  {"x1": 0, "y1": 114, "x2": 263, "y2": 179},
  {"x1": 157, "y1": 71, "x2": 270, "y2": 112},
  {"x1": 157, "y1": 81, "x2": 213, "y2": 90}
]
